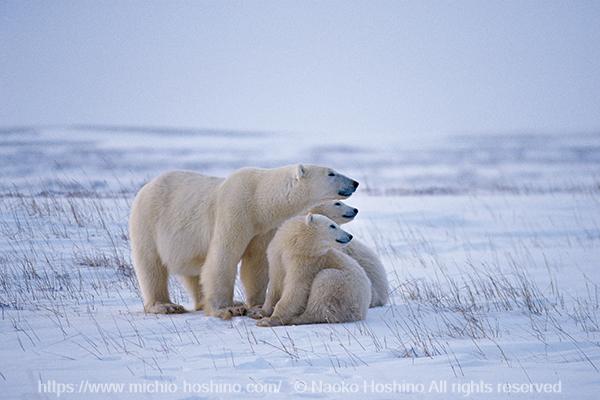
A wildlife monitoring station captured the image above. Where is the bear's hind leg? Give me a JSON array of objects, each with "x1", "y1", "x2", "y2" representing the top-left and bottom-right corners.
[{"x1": 133, "y1": 248, "x2": 185, "y2": 314}]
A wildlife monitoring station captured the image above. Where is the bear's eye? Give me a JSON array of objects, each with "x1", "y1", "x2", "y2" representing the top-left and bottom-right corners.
[
  {"x1": 335, "y1": 202, "x2": 341, "y2": 206},
  {"x1": 328, "y1": 172, "x2": 335, "y2": 177},
  {"x1": 329, "y1": 224, "x2": 336, "y2": 229}
]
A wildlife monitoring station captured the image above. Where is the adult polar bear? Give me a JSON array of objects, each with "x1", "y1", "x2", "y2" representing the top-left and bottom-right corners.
[{"x1": 129, "y1": 164, "x2": 359, "y2": 319}]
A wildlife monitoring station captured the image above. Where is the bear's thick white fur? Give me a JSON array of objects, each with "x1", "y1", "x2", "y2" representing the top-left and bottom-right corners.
[
  {"x1": 307, "y1": 201, "x2": 389, "y2": 307},
  {"x1": 129, "y1": 165, "x2": 358, "y2": 318},
  {"x1": 257, "y1": 214, "x2": 371, "y2": 326}
]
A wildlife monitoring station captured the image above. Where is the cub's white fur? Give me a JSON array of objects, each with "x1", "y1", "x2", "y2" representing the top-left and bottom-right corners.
[
  {"x1": 129, "y1": 165, "x2": 358, "y2": 318},
  {"x1": 257, "y1": 214, "x2": 371, "y2": 326},
  {"x1": 246, "y1": 200, "x2": 388, "y2": 317}
]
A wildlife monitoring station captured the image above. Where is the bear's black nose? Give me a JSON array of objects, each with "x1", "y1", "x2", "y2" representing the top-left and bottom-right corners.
[
  {"x1": 348, "y1": 234, "x2": 353, "y2": 241},
  {"x1": 352, "y1": 180, "x2": 359, "y2": 188},
  {"x1": 353, "y1": 208, "x2": 358, "y2": 214}
]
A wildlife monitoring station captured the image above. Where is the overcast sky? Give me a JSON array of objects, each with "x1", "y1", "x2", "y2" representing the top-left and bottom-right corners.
[{"x1": 1, "y1": 1, "x2": 599, "y2": 141}]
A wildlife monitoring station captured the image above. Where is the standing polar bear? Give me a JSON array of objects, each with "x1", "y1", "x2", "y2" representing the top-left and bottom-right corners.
[
  {"x1": 257, "y1": 214, "x2": 371, "y2": 326},
  {"x1": 129, "y1": 165, "x2": 359, "y2": 319},
  {"x1": 311, "y1": 201, "x2": 389, "y2": 308}
]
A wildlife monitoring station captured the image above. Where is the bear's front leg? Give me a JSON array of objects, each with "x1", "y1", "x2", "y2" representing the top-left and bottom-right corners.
[
  {"x1": 250, "y1": 281, "x2": 279, "y2": 319},
  {"x1": 267, "y1": 278, "x2": 312, "y2": 324},
  {"x1": 201, "y1": 227, "x2": 253, "y2": 319}
]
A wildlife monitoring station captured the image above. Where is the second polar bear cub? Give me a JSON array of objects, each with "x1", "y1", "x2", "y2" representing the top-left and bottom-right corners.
[{"x1": 257, "y1": 214, "x2": 371, "y2": 326}]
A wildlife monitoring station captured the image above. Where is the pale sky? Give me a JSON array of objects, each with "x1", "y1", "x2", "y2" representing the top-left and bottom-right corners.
[{"x1": 1, "y1": 1, "x2": 600, "y2": 141}]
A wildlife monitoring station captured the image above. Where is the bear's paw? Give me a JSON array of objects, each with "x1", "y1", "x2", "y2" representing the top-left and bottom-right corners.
[
  {"x1": 145, "y1": 302, "x2": 187, "y2": 314},
  {"x1": 246, "y1": 306, "x2": 267, "y2": 320}
]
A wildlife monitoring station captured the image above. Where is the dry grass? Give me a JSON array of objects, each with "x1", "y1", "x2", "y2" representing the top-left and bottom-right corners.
[{"x1": 0, "y1": 182, "x2": 599, "y2": 379}]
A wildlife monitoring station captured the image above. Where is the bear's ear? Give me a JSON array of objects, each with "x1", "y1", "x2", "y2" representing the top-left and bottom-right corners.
[
  {"x1": 295, "y1": 164, "x2": 306, "y2": 180},
  {"x1": 305, "y1": 213, "x2": 314, "y2": 225}
]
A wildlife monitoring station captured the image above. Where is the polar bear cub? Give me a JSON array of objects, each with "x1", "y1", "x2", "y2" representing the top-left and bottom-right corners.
[
  {"x1": 307, "y1": 201, "x2": 389, "y2": 307},
  {"x1": 257, "y1": 214, "x2": 371, "y2": 326}
]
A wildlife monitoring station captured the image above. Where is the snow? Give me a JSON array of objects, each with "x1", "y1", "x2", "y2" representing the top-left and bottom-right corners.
[{"x1": 1, "y1": 127, "x2": 599, "y2": 399}]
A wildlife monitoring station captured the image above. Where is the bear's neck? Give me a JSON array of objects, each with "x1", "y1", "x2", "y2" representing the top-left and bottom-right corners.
[
  {"x1": 254, "y1": 176, "x2": 313, "y2": 231},
  {"x1": 267, "y1": 195, "x2": 313, "y2": 230}
]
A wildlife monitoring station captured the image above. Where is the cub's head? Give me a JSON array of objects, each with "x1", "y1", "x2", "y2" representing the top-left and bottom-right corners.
[
  {"x1": 293, "y1": 164, "x2": 359, "y2": 201},
  {"x1": 309, "y1": 201, "x2": 358, "y2": 225},
  {"x1": 303, "y1": 213, "x2": 353, "y2": 254}
]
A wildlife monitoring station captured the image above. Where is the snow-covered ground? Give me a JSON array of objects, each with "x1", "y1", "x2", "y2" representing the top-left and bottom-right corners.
[{"x1": 1, "y1": 127, "x2": 599, "y2": 399}]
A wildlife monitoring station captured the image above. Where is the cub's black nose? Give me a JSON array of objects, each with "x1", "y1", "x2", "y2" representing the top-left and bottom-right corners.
[
  {"x1": 352, "y1": 180, "x2": 359, "y2": 188},
  {"x1": 348, "y1": 234, "x2": 353, "y2": 241},
  {"x1": 353, "y1": 208, "x2": 358, "y2": 214}
]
